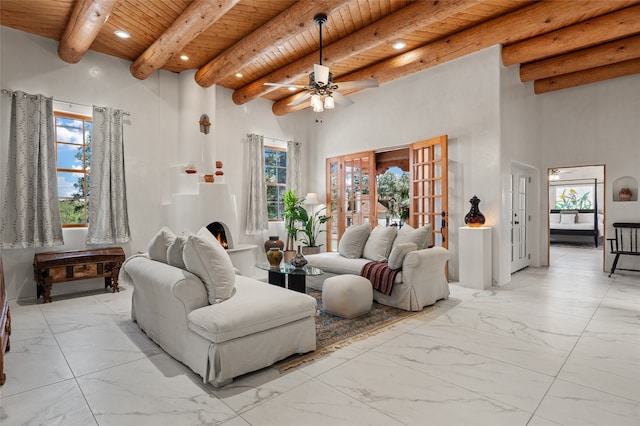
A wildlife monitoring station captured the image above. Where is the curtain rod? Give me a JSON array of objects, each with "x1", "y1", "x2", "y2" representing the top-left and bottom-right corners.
[
  {"x1": 2, "y1": 89, "x2": 130, "y2": 116},
  {"x1": 246, "y1": 133, "x2": 297, "y2": 144}
]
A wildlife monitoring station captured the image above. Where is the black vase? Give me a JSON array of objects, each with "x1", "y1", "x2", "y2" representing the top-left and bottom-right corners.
[
  {"x1": 290, "y1": 246, "x2": 308, "y2": 270},
  {"x1": 464, "y1": 195, "x2": 486, "y2": 227}
]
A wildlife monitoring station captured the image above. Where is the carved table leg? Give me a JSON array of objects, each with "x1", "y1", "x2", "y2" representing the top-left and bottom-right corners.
[
  {"x1": 43, "y1": 277, "x2": 53, "y2": 303},
  {"x1": 104, "y1": 263, "x2": 121, "y2": 293}
]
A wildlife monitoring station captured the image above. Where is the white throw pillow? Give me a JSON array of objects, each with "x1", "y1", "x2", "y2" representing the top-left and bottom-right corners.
[
  {"x1": 166, "y1": 235, "x2": 188, "y2": 269},
  {"x1": 387, "y1": 242, "x2": 418, "y2": 270},
  {"x1": 183, "y1": 228, "x2": 236, "y2": 304},
  {"x1": 560, "y1": 213, "x2": 576, "y2": 224},
  {"x1": 578, "y1": 213, "x2": 594, "y2": 223},
  {"x1": 363, "y1": 225, "x2": 397, "y2": 261},
  {"x1": 338, "y1": 223, "x2": 371, "y2": 259},
  {"x1": 393, "y1": 224, "x2": 432, "y2": 249},
  {"x1": 549, "y1": 213, "x2": 560, "y2": 224},
  {"x1": 148, "y1": 226, "x2": 176, "y2": 263}
]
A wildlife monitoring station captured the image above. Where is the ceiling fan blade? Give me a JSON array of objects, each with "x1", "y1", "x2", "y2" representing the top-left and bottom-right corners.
[
  {"x1": 334, "y1": 79, "x2": 379, "y2": 91},
  {"x1": 331, "y1": 91, "x2": 353, "y2": 107},
  {"x1": 264, "y1": 82, "x2": 307, "y2": 89},
  {"x1": 287, "y1": 91, "x2": 312, "y2": 106}
]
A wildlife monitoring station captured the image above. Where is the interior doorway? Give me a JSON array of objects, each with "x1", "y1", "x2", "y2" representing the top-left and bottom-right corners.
[
  {"x1": 510, "y1": 164, "x2": 533, "y2": 273},
  {"x1": 547, "y1": 164, "x2": 605, "y2": 269}
]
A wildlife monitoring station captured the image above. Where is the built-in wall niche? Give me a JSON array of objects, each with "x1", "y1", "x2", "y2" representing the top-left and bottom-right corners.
[{"x1": 612, "y1": 176, "x2": 638, "y2": 202}]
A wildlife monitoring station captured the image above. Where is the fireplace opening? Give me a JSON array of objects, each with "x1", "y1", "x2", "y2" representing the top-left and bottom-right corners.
[{"x1": 206, "y1": 222, "x2": 229, "y2": 249}]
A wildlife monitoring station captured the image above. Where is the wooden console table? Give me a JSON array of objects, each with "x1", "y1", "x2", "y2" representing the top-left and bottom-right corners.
[
  {"x1": 33, "y1": 248, "x2": 125, "y2": 303},
  {"x1": 1, "y1": 256, "x2": 11, "y2": 385}
]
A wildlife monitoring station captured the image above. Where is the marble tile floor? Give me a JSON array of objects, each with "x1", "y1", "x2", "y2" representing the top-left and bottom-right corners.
[{"x1": 1, "y1": 246, "x2": 638, "y2": 425}]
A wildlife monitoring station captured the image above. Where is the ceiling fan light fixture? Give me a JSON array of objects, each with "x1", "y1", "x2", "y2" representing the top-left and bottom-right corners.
[
  {"x1": 311, "y1": 94, "x2": 323, "y2": 112},
  {"x1": 324, "y1": 95, "x2": 335, "y2": 109}
]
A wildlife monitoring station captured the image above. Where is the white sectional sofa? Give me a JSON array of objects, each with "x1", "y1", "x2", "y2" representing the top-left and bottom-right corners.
[
  {"x1": 305, "y1": 223, "x2": 451, "y2": 311},
  {"x1": 122, "y1": 227, "x2": 317, "y2": 387}
]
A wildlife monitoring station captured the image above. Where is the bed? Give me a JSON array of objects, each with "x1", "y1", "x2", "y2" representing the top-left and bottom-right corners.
[{"x1": 549, "y1": 209, "x2": 604, "y2": 247}]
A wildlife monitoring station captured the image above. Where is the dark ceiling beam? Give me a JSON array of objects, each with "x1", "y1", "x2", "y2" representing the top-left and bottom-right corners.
[
  {"x1": 273, "y1": 0, "x2": 638, "y2": 115},
  {"x1": 502, "y1": 4, "x2": 640, "y2": 66},
  {"x1": 130, "y1": 0, "x2": 239, "y2": 80},
  {"x1": 195, "y1": 0, "x2": 351, "y2": 88},
  {"x1": 232, "y1": 0, "x2": 483, "y2": 105},
  {"x1": 58, "y1": 0, "x2": 118, "y2": 64}
]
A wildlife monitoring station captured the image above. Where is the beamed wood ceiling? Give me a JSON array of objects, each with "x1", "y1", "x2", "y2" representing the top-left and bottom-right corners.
[{"x1": 1, "y1": 0, "x2": 639, "y2": 115}]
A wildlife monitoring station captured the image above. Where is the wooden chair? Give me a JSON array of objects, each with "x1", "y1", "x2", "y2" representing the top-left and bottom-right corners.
[{"x1": 607, "y1": 223, "x2": 640, "y2": 277}]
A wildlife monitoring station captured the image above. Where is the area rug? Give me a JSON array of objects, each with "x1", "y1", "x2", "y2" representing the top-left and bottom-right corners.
[{"x1": 275, "y1": 289, "x2": 428, "y2": 372}]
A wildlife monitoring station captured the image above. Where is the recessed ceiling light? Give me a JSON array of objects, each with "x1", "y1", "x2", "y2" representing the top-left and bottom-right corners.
[
  {"x1": 180, "y1": 55, "x2": 189, "y2": 61},
  {"x1": 114, "y1": 29, "x2": 130, "y2": 39},
  {"x1": 288, "y1": 87, "x2": 297, "y2": 91},
  {"x1": 235, "y1": 73, "x2": 243, "y2": 78},
  {"x1": 392, "y1": 41, "x2": 406, "y2": 50}
]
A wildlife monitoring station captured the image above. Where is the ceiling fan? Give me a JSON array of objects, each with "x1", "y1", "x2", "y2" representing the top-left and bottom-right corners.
[{"x1": 264, "y1": 13, "x2": 379, "y2": 112}]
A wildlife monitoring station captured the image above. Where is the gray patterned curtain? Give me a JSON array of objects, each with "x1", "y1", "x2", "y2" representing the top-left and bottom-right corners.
[
  {"x1": 0, "y1": 91, "x2": 64, "y2": 248},
  {"x1": 245, "y1": 133, "x2": 268, "y2": 235},
  {"x1": 286, "y1": 140, "x2": 301, "y2": 194},
  {"x1": 86, "y1": 106, "x2": 130, "y2": 244}
]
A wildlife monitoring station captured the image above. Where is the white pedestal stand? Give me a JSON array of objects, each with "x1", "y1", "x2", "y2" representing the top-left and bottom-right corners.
[{"x1": 458, "y1": 227, "x2": 492, "y2": 289}]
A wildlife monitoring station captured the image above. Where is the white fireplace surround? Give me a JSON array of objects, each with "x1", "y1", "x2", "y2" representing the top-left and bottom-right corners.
[{"x1": 165, "y1": 166, "x2": 257, "y2": 276}]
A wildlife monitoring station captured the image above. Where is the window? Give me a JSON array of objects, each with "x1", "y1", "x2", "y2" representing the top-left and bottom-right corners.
[
  {"x1": 54, "y1": 111, "x2": 92, "y2": 226},
  {"x1": 265, "y1": 146, "x2": 287, "y2": 220}
]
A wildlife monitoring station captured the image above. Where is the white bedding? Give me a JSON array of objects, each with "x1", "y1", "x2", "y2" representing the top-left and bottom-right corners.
[{"x1": 549, "y1": 212, "x2": 604, "y2": 237}]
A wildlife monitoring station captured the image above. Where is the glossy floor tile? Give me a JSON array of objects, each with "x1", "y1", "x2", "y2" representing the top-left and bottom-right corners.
[{"x1": 1, "y1": 246, "x2": 638, "y2": 425}]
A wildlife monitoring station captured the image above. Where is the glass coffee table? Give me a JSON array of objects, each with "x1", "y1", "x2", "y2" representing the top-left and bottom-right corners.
[{"x1": 255, "y1": 263, "x2": 323, "y2": 293}]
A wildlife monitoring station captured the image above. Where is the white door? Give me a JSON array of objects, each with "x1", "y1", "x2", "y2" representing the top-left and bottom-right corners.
[{"x1": 511, "y1": 168, "x2": 530, "y2": 272}]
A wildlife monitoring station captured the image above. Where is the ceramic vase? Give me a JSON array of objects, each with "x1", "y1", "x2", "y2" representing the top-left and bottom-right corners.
[
  {"x1": 264, "y1": 236, "x2": 284, "y2": 253},
  {"x1": 266, "y1": 248, "x2": 283, "y2": 268},
  {"x1": 464, "y1": 195, "x2": 486, "y2": 227},
  {"x1": 290, "y1": 246, "x2": 308, "y2": 269}
]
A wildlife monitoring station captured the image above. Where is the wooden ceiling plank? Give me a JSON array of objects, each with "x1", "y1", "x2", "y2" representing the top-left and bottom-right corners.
[
  {"x1": 503, "y1": 4, "x2": 640, "y2": 66},
  {"x1": 233, "y1": 0, "x2": 483, "y2": 105},
  {"x1": 195, "y1": 0, "x2": 352, "y2": 87},
  {"x1": 273, "y1": 0, "x2": 637, "y2": 115},
  {"x1": 130, "y1": 0, "x2": 239, "y2": 80},
  {"x1": 58, "y1": 0, "x2": 119, "y2": 64},
  {"x1": 520, "y1": 34, "x2": 640, "y2": 82},
  {"x1": 534, "y1": 57, "x2": 640, "y2": 93}
]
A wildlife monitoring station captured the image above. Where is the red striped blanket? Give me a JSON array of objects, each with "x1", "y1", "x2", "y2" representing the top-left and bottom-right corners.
[{"x1": 361, "y1": 261, "x2": 398, "y2": 296}]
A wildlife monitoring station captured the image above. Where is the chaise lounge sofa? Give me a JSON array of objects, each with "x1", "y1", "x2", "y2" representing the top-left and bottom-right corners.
[
  {"x1": 305, "y1": 223, "x2": 451, "y2": 311},
  {"x1": 122, "y1": 227, "x2": 317, "y2": 387}
]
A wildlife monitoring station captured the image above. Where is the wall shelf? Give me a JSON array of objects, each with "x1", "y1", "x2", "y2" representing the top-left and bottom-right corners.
[{"x1": 612, "y1": 176, "x2": 638, "y2": 202}]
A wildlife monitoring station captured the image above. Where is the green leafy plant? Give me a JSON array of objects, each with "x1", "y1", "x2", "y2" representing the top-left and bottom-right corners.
[
  {"x1": 283, "y1": 189, "x2": 306, "y2": 251},
  {"x1": 299, "y1": 207, "x2": 330, "y2": 247}
]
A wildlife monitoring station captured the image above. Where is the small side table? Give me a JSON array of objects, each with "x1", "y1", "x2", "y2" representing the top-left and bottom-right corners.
[
  {"x1": 255, "y1": 263, "x2": 323, "y2": 293},
  {"x1": 458, "y1": 227, "x2": 492, "y2": 290}
]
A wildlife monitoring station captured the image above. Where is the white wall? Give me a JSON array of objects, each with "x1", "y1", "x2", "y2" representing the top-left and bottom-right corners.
[
  {"x1": 0, "y1": 27, "x2": 180, "y2": 299},
  {"x1": 2, "y1": 26, "x2": 639, "y2": 299},
  {"x1": 537, "y1": 73, "x2": 640, "y2": 272},
  {"x1": 213, "y1": 86, "x2": 310, "y2": 263},
  {"x1": 310, "y1": 46, "x2": 504, "y2": 283}
]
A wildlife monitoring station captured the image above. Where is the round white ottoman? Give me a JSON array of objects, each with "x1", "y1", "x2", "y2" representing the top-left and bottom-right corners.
[{"x1": 322, "y1": 275, "x2": 373, "y2": 318}]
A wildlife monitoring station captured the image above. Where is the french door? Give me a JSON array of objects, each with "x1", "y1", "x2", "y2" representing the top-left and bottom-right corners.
[
  {"x1": 409, "y1": 135, "x2": 448, "y2": 248},
  {"x1": 511, "y1": 166, "x2": 530, "y2": 272},
  {"x1": 326, "y1": 151, "x2": 376, "y2": 251}
]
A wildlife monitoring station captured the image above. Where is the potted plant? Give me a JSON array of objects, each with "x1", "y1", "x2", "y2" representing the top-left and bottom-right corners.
[
  {"x1": 283, "y1": 189, "x2": 306, "y2": 262},
  {"x1": 299, "y1": 206, "x2": 330, "y2": 255}
]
